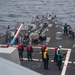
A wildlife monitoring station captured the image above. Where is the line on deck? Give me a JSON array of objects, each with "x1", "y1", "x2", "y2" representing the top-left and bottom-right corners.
[
  {"x1": 61, "y1": 49, "x2": 71, "y2": 75},
  {"x1": 23, "y1": 58, "x2": 74, "y2": 64},
  {"x1": 46, "y1": 37, "x2": 51, "y2": 43},
  {"x1": 32, "y1": 46, "x2": 71, "y2": 51}
]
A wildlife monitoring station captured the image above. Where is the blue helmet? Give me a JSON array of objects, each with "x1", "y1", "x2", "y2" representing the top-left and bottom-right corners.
[
  {"x1": 28, "y1": 42, "x2": 31, "y2": 45},
  {"x1": 56, "y1": 44, "x2": 59, "y2": 47},
  {"x1": 20, "y1": 42, "x2": 23, "y2": 44},
  {"x1": 7, "y1": 42, "x2": 10, "y2": 44}
]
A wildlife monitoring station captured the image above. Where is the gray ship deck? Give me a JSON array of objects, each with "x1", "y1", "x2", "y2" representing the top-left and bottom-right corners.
[
  {"x1": 20, "y1": 20, "x2": 75, "y2": 75},
  {"x1": 0, "y1": 19, "x2": 75, "y2": 75}
]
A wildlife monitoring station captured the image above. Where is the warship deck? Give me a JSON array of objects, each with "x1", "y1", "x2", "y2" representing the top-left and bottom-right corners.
[
  {"x1": 0, "y1": 18, "x2": 75, "y2": 75},
  {"x1": 20, "y1": 20, "x2": 75, "y2": 75}
]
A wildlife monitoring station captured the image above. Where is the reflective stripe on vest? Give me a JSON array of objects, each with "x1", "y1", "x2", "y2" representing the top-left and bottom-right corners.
[{"x1": 44, "y1": 52, "x2": 47, "y2": 59}]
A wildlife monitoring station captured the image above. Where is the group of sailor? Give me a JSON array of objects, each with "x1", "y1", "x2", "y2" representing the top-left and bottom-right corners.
[
  {"x1": 7, "y1": 14, "x2": 68, "y2": 71},
  {"x1": 17, "y1": 42, "x2": 65, "y2": 71},
  {"x1": 18, "y1": 42, "x2": 33, "y2": 61},
  {"x1": 64, "y1": 23, "x2": 75, "y2": 40},
  {"x1": 41, "y1": 44, "x2": 64, "y2": 71}
]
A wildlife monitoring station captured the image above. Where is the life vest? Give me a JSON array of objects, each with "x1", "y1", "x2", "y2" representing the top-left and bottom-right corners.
[
  {"x1": 64, "y1": 25, "x2": 67, "y2": 30},
  {"x1": 41, "y1": 45, "x2": 46, "y2": 51},
  {"x1": 43, "y1": 52, "x2": 47, "y2": 59},
  {"x1": 54, "y1": 47, "x2": 58, "y2": 52},
  {"x1": 27, "y1": 45, "x2": 31, "y2": 51},
  {"x1": 18, "y1": 44, "x2": 22, "y2": 49},
  {"x1": 57, "y1": 54, "x2": 62, "y2": 61}
]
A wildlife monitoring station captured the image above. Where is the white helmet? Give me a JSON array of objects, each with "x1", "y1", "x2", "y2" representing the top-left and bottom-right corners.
[{"x1": 59, "y1": 45, "x2": 62, "y2": 48}]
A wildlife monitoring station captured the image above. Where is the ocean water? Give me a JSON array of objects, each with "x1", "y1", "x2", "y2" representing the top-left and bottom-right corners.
[{"x1": 0, "y1": 0, "x2": 75, "y2": 33}]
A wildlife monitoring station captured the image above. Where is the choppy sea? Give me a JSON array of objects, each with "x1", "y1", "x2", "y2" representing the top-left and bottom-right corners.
[{"x1": 0, "y1": 0, "x2": 75, "y2": 33}]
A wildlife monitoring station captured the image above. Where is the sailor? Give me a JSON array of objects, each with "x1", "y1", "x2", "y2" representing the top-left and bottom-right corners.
[
  {"x1": 41, "y1": 44, "x2": 46, "y2": 61},
  {"x1": 57, "y1": 49, "x2": 63, "y2": 71},
  {"x1": 57, "y1": 45, "x2": 63, "y2": 71},
  {"x1": 54, "y1": 44, "x2": 59, "y2": 62},
  {"x1": 57, "y1": 45, "x2": 62, "y2": 55},
  {"x1": 64, "y1": 23, "x2": 68, "y2": 35},
  {"x1": 71, "y1": 31, "x2": 75, "y2": 40},
  {"x1": 18, "y1": 42, "x2": 24, "y2": 60},
  {"x1": 67, "y1": 25, "x2": 72, "y2": 36},
  {"x1": 43, "y1": 48, "x2": 49, "y2": 70},
  {"x1": 27, "y1": 43, "x2": 33, "y2": 61}
]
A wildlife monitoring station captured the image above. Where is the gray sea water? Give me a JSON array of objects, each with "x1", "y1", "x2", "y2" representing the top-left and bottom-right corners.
[{"x1": 0, "y1": 0, "x2": 75, "y2": 33}]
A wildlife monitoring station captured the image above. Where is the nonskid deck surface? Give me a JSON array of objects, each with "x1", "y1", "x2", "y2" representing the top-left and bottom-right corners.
[{"x1": 21, "y1": 20, "x2": 74, "y2": 75}]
